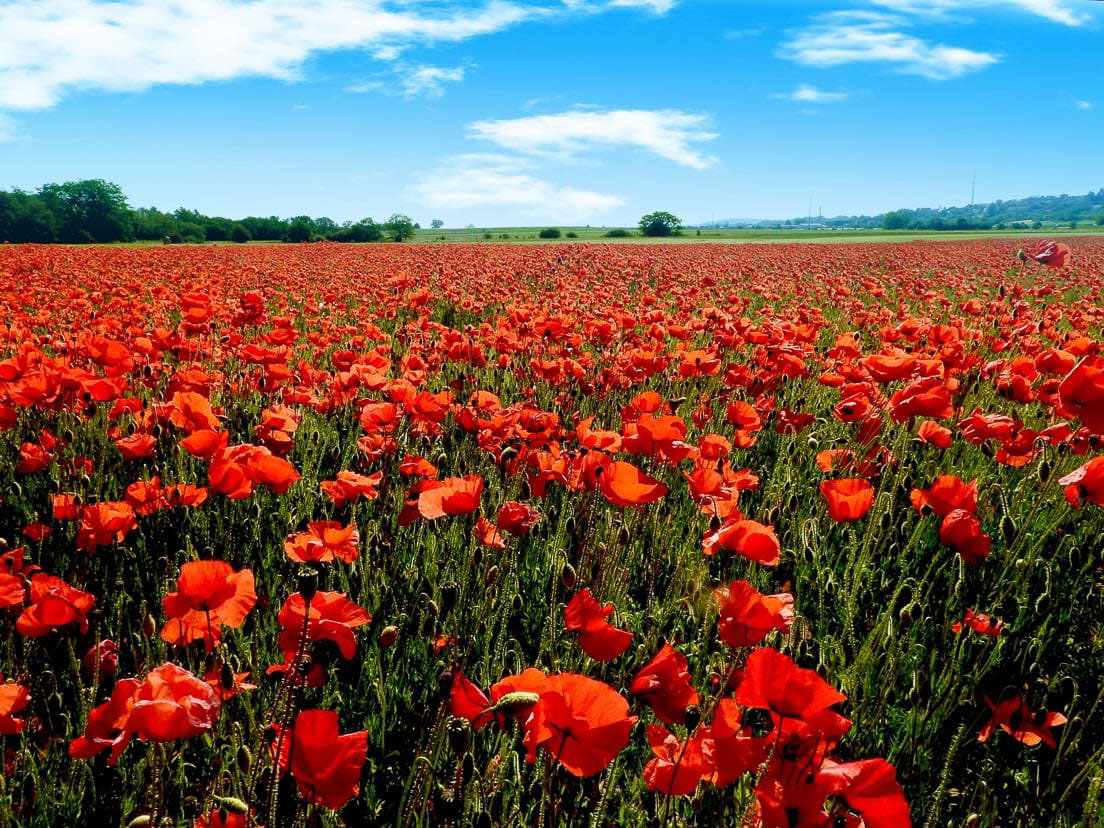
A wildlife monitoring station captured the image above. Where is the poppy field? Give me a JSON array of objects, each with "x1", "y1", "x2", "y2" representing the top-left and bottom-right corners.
[{"x1": 0, "y1": 238, "x2": 1102, "y2": 827}]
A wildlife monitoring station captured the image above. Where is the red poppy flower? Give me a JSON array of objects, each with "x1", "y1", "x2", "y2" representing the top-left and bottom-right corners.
[
  {"x1": 495, "y1": 501, "x2": 542, "y2": 536},
  {"x1": 1060, "y1": 456, "x2": 1104, "y2": 508},
  {"x1": 319, "y1": 470, "x2": 382, "y2": 507},
  {"x1": 1058, "y1": 356, "x2": 1104, "y2": 434},
  {"x1": 272, "y1": 709, "x2": 369, "y2": 810},
  {"x1": 715, "y1": 580, "x2": 794, "y2": 648},
  {"x1": 284, "y1": 521, "x2": 360, "y2": 564},
  {"x1": 0, "y1": 677, "x2": 30, "y2": 735},
  {"x1": 916, "y1": 419, "x2": 953, "y2": 449},
  {"x1": 820, "y1": 478, "x2": 875, "y2": 522},
  {"x1": 69, "y1": 678, "x2": 140, "y2": 764},
  {"x1": 630, "y1": 643, "x2": 700, "y2": 726},
  {"x1": 277, "y1": 591, "x2": 371, "y2": 659},
  {"x1": 951, "y1": 609, "x2": 1004, "y2": 637},
  {"x1": 161, "y1": 561, "x2": 256, "y2": 650},
  {"x1": 702, "y1": 519, "x2": 781, "y2": 565},
  {"x1": 816, "y1": 757, "x2": 911, "y2": 828},
  {"x1": 1032, "y1": 239, "x2": 1070, "y2": 268},
  {"x1": 126, "y1": 663, "x2": 221, "y2": 742},
  {"x1": 939, "y1": 509, "x2": 991, "y2": 564},
  {"x1": 564, "y1": 588, "x2": 633, "y2": 661},
  {"x1": 978, "y1": 694, "x2": 1066, "y2": 748},
  {"x1": 398, "y1": 454, "x2": 438, "y2": 478},
  {"x1": 168, "y1": 391, "x2": 220, "y2": 433},
  {"x1": 597, "y1": 461, "x2": 668, "y2": 508},
  {"x1": 16, "y1": 574, "x2": 96, "y2": 637},
  {"x1": 417, "y1": 475, "x2": 484, "y2": 519},
  {"x1": 194, "y1": 809, "x2": 248, "y2": 828},
  {"x1": 76, "y1": 501, "x2": 138, "y2": 552},
  {"x1": 17, "y1": 441, "x2": 52, "y2": 473},
  {"x1": 521, "y1": 673, "x2": 636, "y2": 777},
  {"x1": 83, "y1": 639, "x2": 119, "y2": 678},
  {"x1": 0, "y1": 572, "x2": 26, "y2": 610},
  {"x1": 642, "y1": 725, "x2": 710, "y2": 796},
  {"x1": 733, "y1": 648, "x2": 846, "y2": 721},
  {"x1": 180, "y1": 429, "x2": 229, "y2": 459},
  {"x1": 910, "y1": 475, "x2": 978, "y2": 517}
]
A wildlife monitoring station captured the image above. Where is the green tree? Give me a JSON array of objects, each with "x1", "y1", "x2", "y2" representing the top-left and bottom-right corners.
[
  {"x1": 287, "y1": 219, "x2": 313, "y2": 243},
  {"x1": 638, "y1": 211, "x2": 682, "y2": 237},
  {"x1": 430, "y1": 219, "x2": 444, "y2": 229},
  {"x1": 0, "y1": 190, "x2": 60, "y2": 242},
  {"x1": 539, "y1": 227, "x2": 562, "y2": 239},
  {"x1": 37, "y1": 179, "x2": 132, "y2": 242},
  {"x1": 384, "y1": 213, "x2": 415, "y2": 242},
  {"x1": 230, "y1": 224, "x2": 252, "y2": 243},
  {"x1": 881, "y1": 211, "x2": 909, "y2": 230}
]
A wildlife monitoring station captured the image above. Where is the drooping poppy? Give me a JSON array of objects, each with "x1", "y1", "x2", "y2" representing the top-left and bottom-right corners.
[
  {"x1": 564, "y1": 588, "x2": 633, "y2": 661},
  {"x1": 629, "y1": 643, "x2": 700, "y2": 726}
]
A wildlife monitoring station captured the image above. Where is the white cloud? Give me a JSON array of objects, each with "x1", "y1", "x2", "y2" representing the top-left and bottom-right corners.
[
  {"x1": 869, "y1": 0, "x2": 1087, "y2": 27},
  {"x1": 399, "y1": 64, "x2": 467, "y2": 98},
  {"x1": 408, "y1": 153, "x2": 624, "y2": 218},
  {"x1": 1074, "y1": 99, "x2": 1093, "y2": 111},
  {"x1": 780, "y1": 11, "x2": 999, "y2": 80},
  {"x1": 468, "y1": 108, "x2": 717, "y2": 169},
  {"x1": 0, "y1": 0, "x2": 670, "y2": 113},
  {"x1": 773, "y1": 84, "x2": 849, "y2": 103}
]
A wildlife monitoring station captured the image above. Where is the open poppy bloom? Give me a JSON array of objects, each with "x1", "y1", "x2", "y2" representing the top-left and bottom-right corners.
[
  {"x1": 714, "y1": 580, "x2": 794, "y2": 648},
  {"x1": 820, "y1": 478, "x2": 875, "y2": 522},
  {"x1": 1032, "y1": 239, "x2": 1070, "y2": 268},
  {"x1": 76, "y1": 501, "x2": 138, "y2": 552},
  {"x1": 69, "y1": 678, "x2": 141, "y2": 764},
  {"x1": 284, "y1": 521, "x2": 360, "y2": 564},
  {"x1": 272, "y1": 709, "x2": 369, "y2": 810},
  {"x1": 564, "y1": 588, "x2": 633, "y2": 661},
  {"x1": 319, "y1": 470, "x2": 382, "y2": 507},
  {"x1": 16, "y1": 574, "x2": 96, "y2": 637},
  {"x1": 939, "y1": 509, "x2": 991, "y2": 564},
  {"x1": 277, "y1": 591, "x2": 371, "y2": 660},
  {"x1": 161, "y1": 561, "x2": 256, "y2": 650},
  {"x1": 521, "y1": 673, "x2": 636, "y2": 777},
  {"x1": 0, "y1": 676, "x2": 30, "y2": 734},
  {"x1": 951, "y1": 609, "x2": 1004, "y2": 637},
  {"x1": 734, "y1": 648, "x2": 846, "y2": 722},
  {"x1": 978, "y1": 694, "x2": 1067, "y2": 748},
  {"x1": 642, "y1": 725, "x2": 710, "y2": 796},
  {"x1": 1060, "y1": 456, "x2": 1104, "y2": 508},
  {"x1": 702, "y1": 518, "x2": 781, "y2": 565},
  {"x1": 1058, "y1": 356, "x2": 1104, "y2": 435},
  {"x1": 126, "y1": 662, "x2": 221, "y2": 743},
  {"x1": 630, "y1": 643, "x2": 700, "y2": 726},
  {"x1": 597, "y1": 461, "x2": 668, "y2": 508},
  {"x1": 417, "y1": 475, "x2": 484, "y2": 519},
  {"x1": 910, "y1": 475, "x2": 978, "y2": 517}
]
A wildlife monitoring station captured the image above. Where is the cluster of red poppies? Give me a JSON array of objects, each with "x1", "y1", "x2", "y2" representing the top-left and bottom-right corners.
[{"x1": 0, "y1": 236, "x2": 1099, "y2": 824}]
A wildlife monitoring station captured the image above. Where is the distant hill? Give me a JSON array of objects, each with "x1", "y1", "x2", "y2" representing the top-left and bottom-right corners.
[{"x1": 701, "y1": 188, "x2": 1104, "y2": 231}]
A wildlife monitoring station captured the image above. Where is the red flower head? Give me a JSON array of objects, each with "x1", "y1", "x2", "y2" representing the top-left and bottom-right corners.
[
  {"x1": 939, "y1": 509, "x2": 991, "y2": 564},
  {"x1": 127, "y1": 663, "x2": 221, "y2": 743},
  {"x1": 417, "y1": 475, "x2": 484, "y2": 519},
  {"x1": 910, "y1": 475, "x2": 978, "y2": 517},
  {"x1": 564, "y1": 588, "x2": 633, "y2": 661},
  {"x1": 0, "y1": 677, "x2": 30, "y2": 735},
  {"x1": 1058, "y1": 356, "x2": 1104, "y2": 435},
  {"x1": 597, "y1": 461, "x2": 668, "y2": 508},
  {"x1": 820, "y1": 478, "x2": 875, "y2": 522},
  {"x1": 272, "y1": 709, "x2": 369, "y2": 810},
  {"x1": 521, "y1": 673, "x2": 636, "y2": 777},
  {"x1": 1060, "y1": 456, "x2": 1104, "y2": 508},
  {"x1": 69, "y1": 678, "x2": 140, "y2": 764},
  {"x1": 1032, "y1": 239, "x2": 1070, "y2": 268},
  {"x1": 642, "y1": 725, "x2": 710, "y2": 796},
  {"x1": 734, "y1": 648, "x2": 846, "y2": 721},
  {"x1": 495, "y1": 501, "x2": 542, "y2": 536},
  {"x1": 83, "y1": 639, "x2": 120, "y2": 678},
  {"x1": 76, "y1": 501, "x2": 138, "y2": 552},
  {"x1": 277, "y1": 591, "x2": 371, "y2": 659},
  {"x1": 979, "y1": 694, "x2": 1067, "y2": 748},
  {"x1": 16, "y1": 574, "x2": 96, "y2": 637},
  {"x1": 703, "y1": 519, "x2": 781, "y2": 565},
  {"x1": 285, "y1": 521, "x2": 360, "y2": 564},
  {"x1": 161, "y1": 561, "x2": 256, "y2": 650},
  {"x1": 319, "y1": 470, "x2": 382, "y2": 507},
  {"x1": 630, "y1": 643, "x2": 700, "y2": 726},
  {"x1": 715, "y1": 580, "x2": 795, "y2": 648}
]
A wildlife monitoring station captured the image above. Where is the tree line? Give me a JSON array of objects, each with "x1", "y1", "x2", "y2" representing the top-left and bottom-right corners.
[{"x1": 0, "y1": 179, "x2": 417, "y2": 244}]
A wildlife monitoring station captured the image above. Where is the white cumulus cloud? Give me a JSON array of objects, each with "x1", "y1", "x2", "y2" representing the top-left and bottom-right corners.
[
  {"x1": 467, "y1": 108, "x2": 718, "y2": 169},
  {"x1": 868, "y1": 0, "x2": 1087, "y2": 27},
  {"x1": 408, "y1": 153, "x2": 625, "y2": 218},
  {"x1": 780, "y1": 11, "x2": 999, "y2": 80}
]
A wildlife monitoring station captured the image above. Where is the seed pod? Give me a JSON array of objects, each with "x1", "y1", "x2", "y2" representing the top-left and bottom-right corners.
[
  {"x1": 296, "y1": 567, "x2": 318, "y2": 603},
  {"x1": 447, "y1": 717, "x2": 472, "y2": 754},
  {"x1": 683, "y1": 705, "x2": 702, "y2": 731}
]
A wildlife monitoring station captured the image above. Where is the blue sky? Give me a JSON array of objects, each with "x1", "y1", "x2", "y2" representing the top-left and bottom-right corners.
[{"x1": 0, "y1": 0, "x2": 1100, "y2": 225}]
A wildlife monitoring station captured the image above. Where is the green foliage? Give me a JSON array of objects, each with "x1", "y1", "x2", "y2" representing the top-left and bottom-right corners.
[
  {"x1": 38, "y1": 179, "x2": 133, "y2": 242},
  {"x1": 604, "y1": 228, "x2": 632, "y2": 238},
  {"x1": 639, "y1": 211, "x2": 683, "y2": 237},
  {"x1": 430, "y1": 219, "x2": 444, "y2": 229},
  {"x1": 882, "y1": 210, "x2": 909, "y2": 230},
  {"x1": 539, "y1": 227, "x2": 562, "y2": 239},
  {"x1": 230, "y1": 223, "x2": 252, "y2": 243},
  {"x1": 384, "y1": 213, "x2": 416, "y2": 242}
]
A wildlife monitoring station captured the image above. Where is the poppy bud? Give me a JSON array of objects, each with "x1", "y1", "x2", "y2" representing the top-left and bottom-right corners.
[
  {"x1": 617, "y1": 525, "x2": 631, "y2": 546},
  {"x1": 378, "y1": 625, "x2": 398, "y2": 648},
  {"x1": 438, "y1": 669, "x2": 453, "y2": 691},
  {"x1": 879, "y1": 510, "x2": 891, "y2": 531},
  {"x1": 485, "y1": 566, "x2": 499, "y2": 586},
  {"x1": 126, "y1": 817, "x2": 152, "y2": 828},
  {"x1": 296, "y1": 567, "x2": 318, "y2": 604},
  {"x1": 965, "y1": 815, "x2": 980, "y2": 828},
  {"x1": 142, "y1": 611, "x2": 156, "y2": 638},
  {"x1": 802, "y1": 545, "x2": 815, "y2": 563},
  {"x1": 807, "y1": 437, "x2": 818, "y2": 450},
  {"x1": 1036, "y1": 459, "x2": 1052, "y2": 484},
  {"x1": 447, "y1": 717, "x2": 472, "y2": 754},
  {"x1": 564, "y1": 516, "x2": 577, "y2": 536},
  {"x1": 511, "y1": 593, "x2": 524, "y2": 614},
  {"x1": 708, "y1": 514, "x2": 722, "y2": 533},
  {"x1": 236, "y1": 745, "x2": 252, "y2": 773},
  {"x1": 490, "y1": 691, "x2": 540, "y2": 717},
  {"x1": 220, "y1": 662, "x2": 235, "y2": 690},
  {"x1": 560, "y1": 562, "x2": 576, "y2": 589},
  {"x1": 1000, "y1": 516, "x2": 1016, "y2": 543},
  {"x1": 434, "y1": 451, "x2": 448, "y2": 469},
  {"x1": 441, "y1": 582, "x2": 459, "y2": 614},
  {"x1": 152, "y1": 423, "x2": 163, "y2": 439}
]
